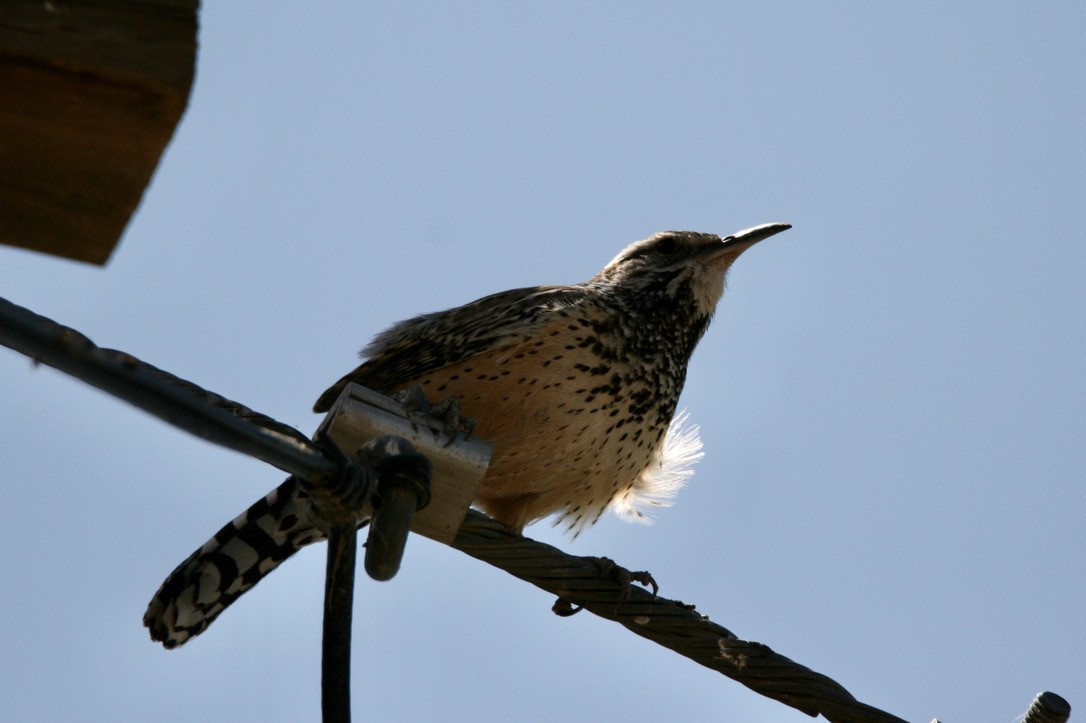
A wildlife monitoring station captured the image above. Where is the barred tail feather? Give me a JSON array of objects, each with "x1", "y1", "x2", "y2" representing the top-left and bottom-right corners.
[{"x1": 143, "y1": 477, "x2": 326, "y2": 648}]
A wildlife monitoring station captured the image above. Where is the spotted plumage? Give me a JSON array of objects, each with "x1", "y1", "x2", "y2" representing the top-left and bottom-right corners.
[{"x1": 145, "y1": 223, "x2": 789, "y2": 647}]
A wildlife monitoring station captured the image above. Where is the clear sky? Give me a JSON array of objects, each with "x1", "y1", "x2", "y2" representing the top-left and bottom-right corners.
[{"x1": 2, "y1": 3, "x2": 1083, "y2": 721}]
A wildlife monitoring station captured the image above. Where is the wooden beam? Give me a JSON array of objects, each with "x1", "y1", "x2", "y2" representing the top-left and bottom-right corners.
[{"x1": 0, "y1": 0, "x2": 198, "y2": 265}]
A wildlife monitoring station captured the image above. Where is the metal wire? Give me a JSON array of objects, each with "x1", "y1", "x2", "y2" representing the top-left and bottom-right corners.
[
  {"x1": 452, "y1": 510, "x2": 905, "y2": 723},
  {"x1": 2, "y1": 294, "x2": 1066, "y2": 722},
  {"x1": 0, "y1": 296, "x2": 335, "y2": 479}
]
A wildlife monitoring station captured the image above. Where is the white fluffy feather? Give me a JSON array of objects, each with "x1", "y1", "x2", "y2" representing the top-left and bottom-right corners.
[{"x1": 610, "y1": 410, "x2": 704, "y2": 524}]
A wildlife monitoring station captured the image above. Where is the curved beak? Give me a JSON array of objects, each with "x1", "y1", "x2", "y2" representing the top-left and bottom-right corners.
[
  {"x1": 722, "y1": 221, "x2": 791, "y2": 250},
  {"x1": 705, "y1": 222, "x2": 791, "y2": 263}
]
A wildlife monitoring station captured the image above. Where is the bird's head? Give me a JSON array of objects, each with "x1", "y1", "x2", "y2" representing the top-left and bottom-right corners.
[{"x1": 595, "y1": 223, "x2": 791, "y2": 317}]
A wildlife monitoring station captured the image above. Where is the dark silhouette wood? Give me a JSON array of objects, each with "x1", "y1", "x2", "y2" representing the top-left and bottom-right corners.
[{"x1": 0, "y1": 0, "x2": 197, "y2": 264}]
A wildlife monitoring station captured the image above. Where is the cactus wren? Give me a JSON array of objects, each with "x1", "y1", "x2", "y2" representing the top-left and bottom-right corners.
[{"x1": 145, "y1": 222, "x2": 790, "y2": 647}]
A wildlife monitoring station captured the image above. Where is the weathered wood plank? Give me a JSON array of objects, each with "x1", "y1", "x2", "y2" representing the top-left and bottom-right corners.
[{"x1": 0, "y1": 0, "x2": 198, "y2": 264}]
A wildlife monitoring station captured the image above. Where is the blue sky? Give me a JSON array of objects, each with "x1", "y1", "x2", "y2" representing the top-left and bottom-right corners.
[{"x1": 2, "y1": 3, "x2": 1083, "y2": 721}]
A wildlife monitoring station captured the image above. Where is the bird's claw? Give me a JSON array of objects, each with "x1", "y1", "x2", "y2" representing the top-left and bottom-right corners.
[
  {"x1": 392, "y1": 386, "x2": 474, "y2": 446},
  {"x1": 551, "y1": 598, "x2": 584, "y2": 617},
  {"x1": 587, "y1": 556, "x2": 659, "y2": 602},
  {"x1": 551, "y1": 556, "x2": 659, "y2": 618}
]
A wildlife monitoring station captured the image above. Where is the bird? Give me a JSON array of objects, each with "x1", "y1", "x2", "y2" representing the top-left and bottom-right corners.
[{"x1": 144, "y1": 222, "x2": 790, "y2": 648}]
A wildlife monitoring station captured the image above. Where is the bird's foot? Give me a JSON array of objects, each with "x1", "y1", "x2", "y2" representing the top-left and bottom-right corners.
[
  {"x1": 587, "y1": 555, "x2": 658, "y2": 599},
  {"x1": 552, "y1": 556, "x2": 658, "y2": 617},
  {"x1": 392, "y1": 386, "x2": 475, "y2": 446},
  {"x1": 551, "y1": 598, "x2": 584, "y2": 617}
]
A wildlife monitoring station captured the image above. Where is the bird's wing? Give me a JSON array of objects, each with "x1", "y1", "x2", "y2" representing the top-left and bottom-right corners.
[{"x1": 313, "y1": 284, "x2": 591, "y2": 411}]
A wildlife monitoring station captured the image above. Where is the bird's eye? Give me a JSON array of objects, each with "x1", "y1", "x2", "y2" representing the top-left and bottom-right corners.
[{"x1": 653, "y1": 236, "x2": 679, "y2": 256}]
